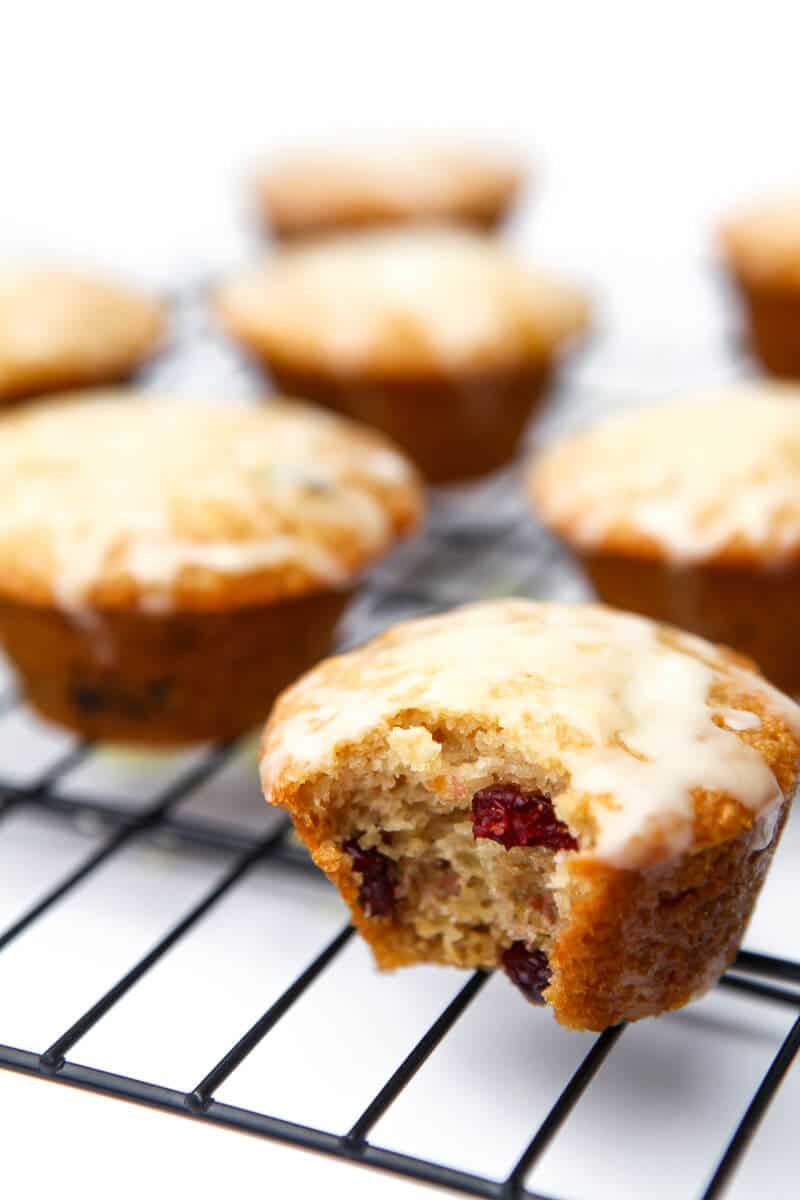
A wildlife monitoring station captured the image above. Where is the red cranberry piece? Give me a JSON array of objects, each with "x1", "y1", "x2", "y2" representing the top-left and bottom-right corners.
[
  {"x1": 342, "y1": 837, "x2": 397, "y2": 917},
  {"x1": 501, "y1": 942, "x2": 551, "y2": 1003},
  {"x1": 472, "y1": 784, "x2": 577, "y2": 851}
]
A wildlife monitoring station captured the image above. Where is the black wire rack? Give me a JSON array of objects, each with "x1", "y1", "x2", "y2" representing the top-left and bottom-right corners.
[{"x1": 0, "y1": 284, "x2": 798, "y2": 1198}]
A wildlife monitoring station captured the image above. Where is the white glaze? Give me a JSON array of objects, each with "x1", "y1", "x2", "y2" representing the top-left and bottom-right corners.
[
  {"x1": 219, "y1": 228, "x2": 589, "y2": 374},
  {"x1": 720, "y1": 708, "x2": 762, "y2": 732},
  {"x1": 262, "y1": 601, "x2": 800, "y2": 870},
  {"x1": 0, "y1": 396, "x2": 417, "y2": 609},
  {"x1": 533, "y1": 386, "x2": 800, "y2": 564}
]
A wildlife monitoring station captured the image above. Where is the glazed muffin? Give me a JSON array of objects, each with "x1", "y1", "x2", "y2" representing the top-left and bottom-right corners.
[
  {"x1": 261, "y1": 600, "x2": 800, "y2": 1031},
  {"x1": 253, "y1": 141, "x2": 524, "y2": 241},
  {"x1": 719, "y1": 196, "x2": 800, "y2": 377},
  {"x1": 216, "y1": 229, "x2": 590, "y2": 482},
  {"x1": 0, "y1": 266, "x2": 164, "y2": 402},
  {"x1": 0, "y1": 392, "x2": 421, "y2": 744},
  {"x1": 529, "y1": 383, "x2": 800, "y2": 693}
]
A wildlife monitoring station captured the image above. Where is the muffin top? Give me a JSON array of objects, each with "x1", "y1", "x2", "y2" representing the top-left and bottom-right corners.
[
  {"x1": 254, "y1": 141, "x2": 523, "y2": 236},
  {"x1": 0, "y1": 393, "x2": 422, "y2": 611},
  {"x1": 720, "y1": 195, "x2": 800, "y2": 288},
  {"x1": 0, "y1": 267, "x2": 164, "y2": 401},
  {"x1": 262, "y1": 600, "x2": 800, "y2": 870},
  {"x1": 530, "y1": 384, "x2": 800, "y2": 567},
  {"x1": 216, "y1": 229, "x2": 590, "y2": 378}
]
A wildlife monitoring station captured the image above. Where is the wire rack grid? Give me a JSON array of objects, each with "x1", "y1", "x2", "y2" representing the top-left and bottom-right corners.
[{"x1": 0, "y1": 284, "x2": 798, "y2": 1199}]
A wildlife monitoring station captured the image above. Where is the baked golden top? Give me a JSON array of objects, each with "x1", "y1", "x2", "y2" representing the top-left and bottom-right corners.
[
  {"x1": 0, "y1": 266, "x2": 164, "y2": 400},
  {"x1": 261, "y1": 600, "x2": 800, "y2": 870},
  {"x1": 254, "y1": 141, "x2": 523, "y2": 233},
  {"x1": 216, "y1": 229, "x2": 590, "y2": 378},
  {"x1": 530, "y1": 386, "x2": 800, "y2": 566},
  {"x1": 720, "y1": 195, "x2": 800, "y2": 288},
  {"x1": 0, "y1": 393, "x2": 422, "y2": 611}
]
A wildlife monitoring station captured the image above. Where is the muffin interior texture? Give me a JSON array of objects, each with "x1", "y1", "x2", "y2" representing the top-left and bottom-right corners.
[{"x1": 309, "y1": 720, "x2": 572, "y2": 971}]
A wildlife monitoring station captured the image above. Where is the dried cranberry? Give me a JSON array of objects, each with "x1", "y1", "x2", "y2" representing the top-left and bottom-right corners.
[
  {"x1": 501, "y1": 942, "x2": 551, "y2": 1003},
  {"x1": 472, "y1": 784, "x2": 577, "y2": 851},
  {"x1": 342, "y1": 837, "x2": 397, "y2": 917}
]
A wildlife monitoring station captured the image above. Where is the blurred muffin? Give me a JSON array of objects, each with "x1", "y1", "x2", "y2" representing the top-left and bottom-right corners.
[
  {"x1": 529, "y1": 383, "x2": 800, "y2": 693},
  {"x1": 719, "y1": 196, "x2": 800, "y2": 377},
  {"x1": 254, "y1": 141, "x2": 524, "y2": 240},
  {"x1": 0, "y1": 266, "x2": 164, "y2": 402},
  {"x1": 0, "y1": 393, "x2": 422, "y2": 743},
  {"x1": 262, "y1": 599, "x2": 800, "y2": 1030},
  {"x1": 216, "y1": 229, "x2": 590, "y2": 482}
]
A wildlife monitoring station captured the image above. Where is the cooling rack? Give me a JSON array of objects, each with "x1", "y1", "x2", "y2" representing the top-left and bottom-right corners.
[{"x1": 0, "y1": 282, "x2": 797, "y2": 1199}]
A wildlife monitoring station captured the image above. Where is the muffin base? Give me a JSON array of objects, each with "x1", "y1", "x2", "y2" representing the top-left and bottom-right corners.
[
  {"x1": 730, "y1": 274, "x2": 800, "y2": 378},
  {"x1": 266, "y1": 209, "x2": 510, "y2": 243},
  {"x1": 580, "y1": 553, "x2": 800, "y2": 694},
  {"x1": 0, "y1": 590, "x2": 351, "y2": 744},
  {"x1": 272, "y1": 723, "x2": 789, "y2": 1030},
  {"x1": 267, "y1": 363, "x2": 552, "y2": 482},
  {"x1": 328, "y1": 807, "x2": 787, "y2": 1031},
  {"x1": 0, "y1": 363, "x2": 145, "y2": 407}
]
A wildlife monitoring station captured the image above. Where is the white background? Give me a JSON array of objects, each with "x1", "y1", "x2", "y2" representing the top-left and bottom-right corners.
[{"x1": 2, "y1": 3, "x2": 800, "y2": 1198}]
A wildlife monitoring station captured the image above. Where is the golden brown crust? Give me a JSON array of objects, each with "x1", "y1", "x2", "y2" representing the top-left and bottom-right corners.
[
  {"x1": 0, "y1": 393, "x2": 422, "y2": 611},
  {"x1": 0, "y1": 267, "x2": 164, "y2": 402},
  {"x1": 719, "y1": 195, "x2": 800, "y2": 289},
  {"x1": 215, "y1": 229, "x2": 590, "y2": 379},
  {"x1": 547, "y1": 807, "x2": 788, "y2": 1029},
  {"x1": 253, "y1": 142, "x2": 524, "y2": 239}
]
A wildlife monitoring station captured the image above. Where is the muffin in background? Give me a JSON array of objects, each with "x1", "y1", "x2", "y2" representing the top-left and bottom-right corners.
[
  {"x1": 529, "y1": 384, "x2": 800, "y2": 694},
  {"x1": 0, "y1": 392, "x2": 422, "y2": 744},
  {"x1": 216, "y1": 229, "x2": 590, "y2": 483},
  {"x1": 253, "y1": 141, "x2": 525, "y2": 241},
  {"x1": 719, "y1": 196, "x2": 800, "y2": 377},
  {"x1": 0, "y1": 266, "x2": 164, "y2": 402}
]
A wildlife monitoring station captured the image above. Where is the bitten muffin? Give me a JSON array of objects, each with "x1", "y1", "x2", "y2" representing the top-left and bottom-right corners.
[
  {"x1": 253, "y1": 141, "x2": 524, "y2": 241},
  {"x1": 216, "y1": 229, "x2": 590, "y2": 482},
  {"x1": 0, "y1": 266, "x2": 164, "y2": 402},
  {"x1": 719, "y1": 196, "x2": 800, "y2": 377},
  {"x1": 529, "y1": 384, "x2": 800, "y2": 694},
  {"x1": 261, "y1": 600, "x2": 800, "y2": 1031},
  {"x1": 0, "y1": 392, "x2": 421, "y2": 744}
]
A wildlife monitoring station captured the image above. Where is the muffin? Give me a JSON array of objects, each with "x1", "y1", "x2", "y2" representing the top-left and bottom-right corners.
[
  {"x1": 529, "y1": 384, "x2": 800, "y2": 693},
  {"x1": 253, "y1": 141, "x2": 524, "y2": 241},
  {"x1": 0, "y1": 392, "x2": 421, "y2": 744},
  {"x1": 719, "y1": 195, "x2": 800, "y2": 377},
  {"x1": 261, "y1": 600, "x2": 800, "y2": 1031},
  {"x1": 0, "y1": 266, "x2": 164, "y2": 402},
  {"x1": 216, "y1": 229, "x2": 590, "y2": 482}
]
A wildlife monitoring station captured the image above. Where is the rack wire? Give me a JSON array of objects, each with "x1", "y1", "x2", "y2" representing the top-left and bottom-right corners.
[{"x1": 0, "y1": 284, "x2": 798, "y2": 1198}]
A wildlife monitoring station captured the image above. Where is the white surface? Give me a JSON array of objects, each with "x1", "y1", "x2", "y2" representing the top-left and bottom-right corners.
[{"x1": 2, "y1": 2, "x2": 800, "y2": 1197}]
